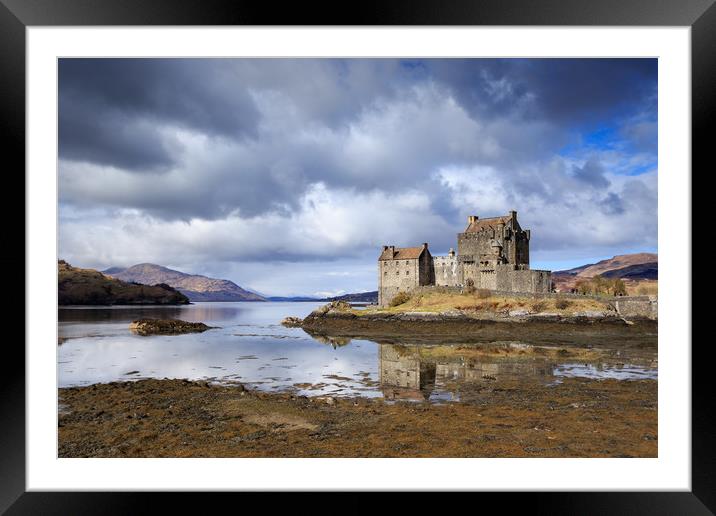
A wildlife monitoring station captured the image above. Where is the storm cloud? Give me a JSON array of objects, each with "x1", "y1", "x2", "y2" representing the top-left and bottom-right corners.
[{"x1": 59, "y1": 58, "x2": 657, "y2": 296}]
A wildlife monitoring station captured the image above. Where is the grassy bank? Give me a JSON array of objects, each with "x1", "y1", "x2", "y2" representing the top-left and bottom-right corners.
[{"x1": 356, "y1": 291, "x2": 612, "y2": 316}]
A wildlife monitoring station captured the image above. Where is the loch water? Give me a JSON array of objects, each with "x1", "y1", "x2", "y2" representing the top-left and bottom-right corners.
[{"x1": 58, "y1": 302, "x2": 657, "y2": 403}]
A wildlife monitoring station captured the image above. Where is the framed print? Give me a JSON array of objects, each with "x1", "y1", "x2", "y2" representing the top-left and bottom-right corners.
[{"x1": 3, "y1": 0, "x2": 709, "y2": 512}]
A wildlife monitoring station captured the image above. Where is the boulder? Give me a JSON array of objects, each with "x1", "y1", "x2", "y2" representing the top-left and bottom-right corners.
[
  {"x1": 316, "y1": 300, "x2": 352, "y2": 315},
  {"x1": 280, "y1": 316, "x2": 303, "y2": 327}
]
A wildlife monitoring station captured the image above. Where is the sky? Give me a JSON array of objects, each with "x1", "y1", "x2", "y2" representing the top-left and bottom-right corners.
[{"x1": 58, "y1": 58, "x2": 657, "y2": 297}]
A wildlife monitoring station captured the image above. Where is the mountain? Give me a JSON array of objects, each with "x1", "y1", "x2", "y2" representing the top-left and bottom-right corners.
[
  {"x1": 58, "y1": 260, "x2": 190, "y2": 306},
  {"x1": 558, "y1": 253, "x2": 657, "y2": 278},
  {"x1": 103, "y1": 263, "x2": 266, "y2": 302},
  {"x1": 329, "y1": 291, "x2": 378, "y2": 303},
  {"x1": 552, "y1": 253, "x2": 657, "y2": 292}
]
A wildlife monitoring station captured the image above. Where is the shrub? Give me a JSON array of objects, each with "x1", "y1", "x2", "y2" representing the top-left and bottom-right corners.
[
  {"x1": 608, "y1": 278, "x2": 627, "y2": 296},
  {"x1": 575, "y1": 276, "x2": 626, "y2": 297},
  {"x1": 389, "y1": 291, "x2": 412, "y2": 307},
  {"x1": 575, "y1": 280, "x2": 592, "y2": 295},
  {"x1": 463, "y1": 278, "x2": 476, "y2": 294},
  {"x1": 532, "y1": 301, "x2": 547, "y2": 313},
  {"x1": 591, "y1": 275, "x2": 608, "y2": 294},
  {"x1": 554, "y1": 296, "x2": 571, "y2": 309}
]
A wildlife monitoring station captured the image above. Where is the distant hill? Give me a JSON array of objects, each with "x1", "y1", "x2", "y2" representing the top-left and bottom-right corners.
[
  {"x1": 600, "y1": 262, "x2": 658, "y2": 280},
  {"x1": 267, "y1": 296, "x2": 324, "y2": 302},
  {"x1": 552, "y1": 253, "x2": 657, "y2": 292},
  {"x1": 58, "y1": 260, "x2": 190, "y2": 306},
  {"x1": 328, "y1": 291, "x2": 378, "y2": 303},
  {"x1": 559, "y1": 253, "x2": 657, "y2": 278},
  {"x1": 103, "y1": 263, "x2": 266, "y2": 302},
  {"x1": 265, "y1": 291, "x2": 379, "y2": 303}
]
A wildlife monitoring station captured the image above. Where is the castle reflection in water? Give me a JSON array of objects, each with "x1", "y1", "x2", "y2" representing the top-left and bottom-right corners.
[{"x1": 379, "y1": 343, "x2": 554, "y2": 402}]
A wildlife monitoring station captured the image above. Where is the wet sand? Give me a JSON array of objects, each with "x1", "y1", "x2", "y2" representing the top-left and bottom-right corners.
[{"x1": 58, "y1": 377, "x2": 657, "y2": 458}]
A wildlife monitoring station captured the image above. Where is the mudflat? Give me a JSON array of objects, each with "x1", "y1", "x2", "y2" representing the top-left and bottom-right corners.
[{"x1": 58, "y1": 377, "x2": 656, "y2": 458}]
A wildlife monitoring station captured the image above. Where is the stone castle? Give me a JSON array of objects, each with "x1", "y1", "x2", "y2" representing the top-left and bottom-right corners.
[{"x1": 378, "y1": 211, "x2": 551, "y2": 306}]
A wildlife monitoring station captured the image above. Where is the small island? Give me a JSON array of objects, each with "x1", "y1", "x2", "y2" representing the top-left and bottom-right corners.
[
  {"x1": 129, "y1": 318, "x2": 212, "y2": 336},
  {"x1": 293, "y1": 288, "x2": 656, "y2": 346},
  {"x1": 290, "y1": 212, "x2": 657, "y2": 340}
]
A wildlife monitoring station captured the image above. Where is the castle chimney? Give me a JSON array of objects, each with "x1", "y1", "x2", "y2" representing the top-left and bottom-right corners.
[
  {"x1": 509, "y1": 210, "x2": 517, "y2": 219},
  {"x1": 422, "y1": 243, "x2": 429, "y2": 249},
  {"x1": 468, "y1": 215, "x2": 478, "y2": 224},
  {"x1": 448, "y1": 248, "x2": 455, "y2": 257}
]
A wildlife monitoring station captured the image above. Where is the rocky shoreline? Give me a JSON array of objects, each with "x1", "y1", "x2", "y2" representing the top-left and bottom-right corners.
[
  {"x1": 58, "y1": 378, "x2": 657, "y2": 458},
  {"x1": 297, "y1": 302, "x2": 657, "y2": 345}
]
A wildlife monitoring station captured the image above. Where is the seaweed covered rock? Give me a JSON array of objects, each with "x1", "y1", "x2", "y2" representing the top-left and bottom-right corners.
[
  {"x1": 280, "y1": 316, "x2": 304, "y2": 327},
  {"x1": 129, "y1": 318, "x2": 212, "y2": 336}
]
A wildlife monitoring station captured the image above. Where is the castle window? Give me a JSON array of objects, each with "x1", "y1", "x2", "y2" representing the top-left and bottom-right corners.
[
  {"x1": 406, "y1": 270, "x2": 409, "y2": 275},
  {"x1": 406, "y1": 261, "x2": 409, "y2": 265}
]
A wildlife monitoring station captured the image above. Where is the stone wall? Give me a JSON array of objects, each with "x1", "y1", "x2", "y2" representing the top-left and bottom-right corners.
[
  {"x1": 461, "y1": 265, "x2": 551, "y2": 294},
  {"x1": 379, "y1": 258, "x2": 419, "y2": 306},
  {"x1": 497, "y1": 268, "x2": 551, "y2": 294},
  {"x1": 378, "y1": 251, "x2": 433, "y2": 306},
  {"x1": 613, "y1": 296, "x2": 658, "y2": 320},
  {"x1": 432, "y1": 255, "x2": 459, "y2": 287}
]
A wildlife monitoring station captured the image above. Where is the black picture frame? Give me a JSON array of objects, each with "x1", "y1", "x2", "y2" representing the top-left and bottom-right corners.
[{"x1": 2, "y1": 0, "x2": 706, "y2": 512}]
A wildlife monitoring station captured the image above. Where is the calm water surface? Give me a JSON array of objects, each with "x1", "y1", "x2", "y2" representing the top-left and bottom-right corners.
[{"x1": 58, "y1": 302, "x2": 657, "y2": 402}]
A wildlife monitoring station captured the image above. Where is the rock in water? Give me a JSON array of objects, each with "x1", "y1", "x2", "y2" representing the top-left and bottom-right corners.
[
  {"x1": 280, "y1": 316, "x2": 303, "y2": 327},
  {"x1": 129, "y1": 318, "x2": 211, "y2": 336},
  {"x1": 315, "y1": 301, "x2": 352, "y2": 315}
]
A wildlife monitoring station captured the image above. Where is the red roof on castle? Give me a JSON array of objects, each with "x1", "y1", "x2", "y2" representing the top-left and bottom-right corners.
[
  {"x1": 379, "y1": 246, "x2": 426, "y2": 261},
  {"x1": 464, "y1": 215, "x2": 512, "y2": 233}
]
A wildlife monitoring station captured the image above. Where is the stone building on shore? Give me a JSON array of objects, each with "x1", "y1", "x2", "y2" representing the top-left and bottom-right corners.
[{"x1": 378, "y1": 211, "x2": 551, "y2": 306}]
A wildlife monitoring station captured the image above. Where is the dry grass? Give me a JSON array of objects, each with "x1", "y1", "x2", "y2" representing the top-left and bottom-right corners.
[
  {"x1": 554, "y1": 296, "x2": 571, "y2": 310},
  {"x1": 389, "y1": 291, "x2": 412, "y2": 307},
  {"x1": 475, "y1": 288, "x2": 492, "y2": 299},
  {"x1": 626, "y1": 280, "x2": 658, "y2": 296},
  {"x1": 360, "y1": 291, "x2": 610, "y2": 316}
]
